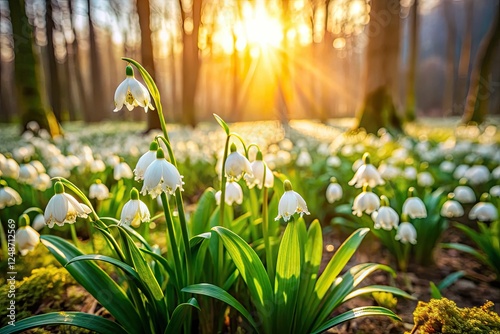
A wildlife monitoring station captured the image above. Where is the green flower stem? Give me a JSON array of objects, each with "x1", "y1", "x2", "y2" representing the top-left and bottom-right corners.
[
  {"x1": 0, "y1": 219, "x2": 8, "y2": 261},
  {"x1": 262, "y1": 186, "x2": 274, "y2": 282},
  {"x1": 161, "y1": 192, "x2": 184, "y2": 291},
  {"x1": 219, "y1": 135, "x2": 231, "y2": 227},
  {"x1": 70, "y1": 224, "x2": 79, "y2": 248}
]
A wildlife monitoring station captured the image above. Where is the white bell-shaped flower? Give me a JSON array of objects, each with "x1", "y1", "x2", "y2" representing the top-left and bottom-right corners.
[
  {"x1": 0, "y1": 182, "x2": 22, "y2": 209},
  {"x1": 348, "y1": 153, "x2": 385, "y2": 188},
  {"x1": 113, "y1": 65, "x2": 154, "y2": 113},
  {"x1": 134, "y1": 141, "x2": 158, "y2": 181},
  {"x1": 120, "y1": 188, "x2": 151, "y2": 227},
  {"x1": 490, "y1": 185, "x2": 500, "y2": 197},
  {"x1": 114, "y1": 161, "x2": 133, "y2": 180},
  {"x1": 403, "y1": 166, "x2": 417, "y2": 180},
  {"x1": 402, "y1": 188, "x2": 427, "y2": 219},
  {"x1": 469, "y1": 194, "x2": 498, "y2": 221},
  {"x1": 453, "y1": 164, "x2": 469, "y2": 180},
  {"x1": 141, "y1": 148, "x2": 184, "y2": 198},
  {"x1": 352, "y1": 186, "x2": 380, "y2": 217},
  {"x1": 16, "y1": 226, "x2": 40, "y2": 256},
  {"x1": 395, "y1": 222, "x2": 417, "y2": 244},
  {"x1": 245, "y1": 151, "x2": 274, "y2": 189},
  {"x1": 1, "y1": 157, "x2": 20, "y2": 179},
  {"x1": 464, "y1": 165, "x2": 490, "y2": 185},
  {"x1": 275, "y1": 180, "x2": 310, "y2": 222},
  {"x1": 224, "y1": 181, "x2": 244, "y2": 205},
  {"x1": 326, "y1": 178, "x2": 343, "y2": 203},
  {"x1": 89, "y1": 180, "x2": 110, "y2": 201},
  {"x1": 44, "y1": 182, "x2": 89, "y2": 228},
  {"x1": 225, "y1": 144, "x2": 253, "y2": 181},
  {"x1": 371, "y1": 196, "x2": 399, "y2": 230},
  {"x1": 440, "y1": 194, "x2": 464, "y2": 218},
  {"x1": 296, "y1": 149, "x2": 312, "y2": 167},
  {"x1": 417, "y1": 171, "x2": 434, "y2": 187},
  {"x1": 453, "y1": 184, "x2": 476, "y2": 204},
  {"x1": 32, "y1": 214, "x2": 46, "y2": 231},
  {"x1": 32, "y1": 173, "x2": 52, "y2": 191},
  {"x1": 439, "y1": 160, "x2": 455, "y2": 173}
]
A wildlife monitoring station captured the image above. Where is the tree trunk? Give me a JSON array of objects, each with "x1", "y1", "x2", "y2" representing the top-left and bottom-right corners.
[
  {"x1": 10, "y1": 0, "x2": 61, "y2": 136},
  {"x1": 405, "y1": 0, "x2": 418, "y2": 121},
  {"x1": 462, "y1": 5, "x2": 500, "y2": 124},
  {"x1": 456, "y1": 1, "x2": 473, "y2": 116},
  {"x1": 46, "y1": 0, "x2": 63, "y2": 122},
  {"x1": 356, "y1": 0, "x2": 402, "y2": 134},
  {"x1": 443, "y1": 0, "x2": 456, "y2": 117},
  {"x1": 180, "y1": 0, "x2": 202, "y2": 127},
  {"x1": 138, "y1": 0, "x2": 161, "y2": 131}
]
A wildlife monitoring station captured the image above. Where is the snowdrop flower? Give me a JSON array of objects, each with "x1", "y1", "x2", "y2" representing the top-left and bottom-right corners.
[
  {"x1": 296, "y1": 149, "x2": 312, "y2": 167},
  {"x1": 120, "y1": 188, "x2": 150, "y2": 227},
  {"x1": 371, "y1": 196, "x2": 399, "y2": 230},
  {"x1": 326, "y1": 177, "x2": 343, "y2": 203},
  {"x1": 30, "y1": 160, "x2": 46, "y2": 174},
  {"x1": 440, "y1": 194, "x2": 464, "y2": 218},
  {"x1": 464, "y1": 165, "x2": 490, "y2": 185},
  {"x1": 114, "y1": 161, "x2": 133, "y2": 180},
  {"x1": 106, "y1": 155, "x2": 121, "y2": 168},
  {"x1": 378, "y1": 163, "x2": 400, "y2": 180},
  {"x1": 89, "y1": 180, "x2": 110, "y2": 200},
  {"x1": 402, "y1": 188, "x2": 427, "y2": 219},
  {"x1": 326, "y1": 156, "x2": 341, "y2": 167},
  {"x1": 395, "y1": 222, "x2": 417, "y2": 244},
  {"x1": 245, "y1": 151, "x2": 274, "y2": 189},
  {"x1": 113, "y1": 65, "x2": 154, "y2": 113},
  {"x1": 348, "y1": 153, "x2": 385, "y2": 188},
  {"x1": 224, "y1": 181, "x2": 244, "y2": 205},
  {"x1": 403, "y1": 166, "x2": 417, "y2": 180},
  {"x1": 134, "y1": 141, "x2": 158, "y2": 181},
  {"x1": 141, "y1": 148, "x2": 184, "y2": 198},
  {"x1": 90, "y1": 159, "x2": 106, "y2": 173},
  {"x1": 439, "y1": 160, "x2": 455, "y2": 173},
  {"x1": 351, "y1": 158, "x2": 363, "y2": 172},
  {"x1": 1, "y1": 157, "x2": 20, "y2": 179},
  {"x1": 275, "y1": 180, "x2": 310, "y2": 222},
  {"x1": 18, "y1": 163, "x2": 38, "y2": 184},
  {"x1": 48, "y1": 165, "x2": 71, "y2": 178},
  {"x1": 44, "y1": 181, "x2": 89, "y2": 228},
  {"x1": 32, "y1": 173, "x2": 52, "y2": 191},
  {"x1": 0, "y1": 181, "x2": 22, "y2": 208},
  {"x1": 469, "y1": 194, "x2": 498, "y2": 221},
  {"x1": 453, "y1": 164, "x2": 469, "y2": 180},
  {"x1": 225, "y1": 144, "x2": 252, "y2": 181},
  {"x1": 417, "y1": 171, "x2": 434, "y2": 187},
  {"x1": 453, "y1": 184, "x2": 476, "y2": 204},
  {"x1": 352, "y1": 186, "x2": 380, "y2": 217},
  {"x1": 492, "y1": 166, "x2": 500, "y2": 179},
  {"x1": 16, "y1": 226, "x2": 40, "y2": 256},
  {"x1": 32, "y1": 214, "x2": 46, "y2": 231},
  {"x1": 490, "y1": 185, "x2": 500, "y2": 197}
]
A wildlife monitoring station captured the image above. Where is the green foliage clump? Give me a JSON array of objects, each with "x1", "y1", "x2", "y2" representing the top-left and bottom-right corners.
[
  {"x1": 408, "y1": 298, "x2": 500, "y2": 334},
  {"x1": 0, "y1": 265, "x2": 88, "y2": 330}
]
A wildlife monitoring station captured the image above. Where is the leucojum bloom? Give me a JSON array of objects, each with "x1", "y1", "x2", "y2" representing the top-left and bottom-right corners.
[
  {"x1": 114, "y1": 65, "x2": 155, "y2": 113},
  {"x1": 275, "y1": 180, "x2": 310, "y2": 222}
]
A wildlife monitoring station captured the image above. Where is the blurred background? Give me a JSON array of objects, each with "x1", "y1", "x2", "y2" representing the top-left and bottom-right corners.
[{"x1": 0, "y1": 0, "x2": 499, "y2": 133}]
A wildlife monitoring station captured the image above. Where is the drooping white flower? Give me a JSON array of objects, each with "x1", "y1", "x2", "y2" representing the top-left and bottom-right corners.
[
  {"x1": 114, "y1": 161, "x2": 134, "y2": 180},
  {"x1": 225, "y1": 144, "x2": 253, "y2": 181},
  {"x1": 453, "y1": 164, "x2": 469, "y2": 180},
  {"x1": 29, "y1": 160, "x2": 46, "y2": 174},
  {"x1": 32, "y1": 214, "x2": 46, "y2": 231},
  {"x1": 372, "y1": 196, "x2": 399, "y2": 230},
  {"x1": 141, "y1": 148, "x2": 184, "y2": 198},
  {"x1": 16, "y1": 226, "x2": 40, "y2": 256},
  {"x1": 44, "y1": 182, "x2": 89, "y2": 228},
  {"x1": 352, "y1": 187, "x2": 380, "y2": 217},
  {"x1": 1, "y1": 157, "x2": 20, "y2": 179},
  {"x1": 326, "y1": 178, "x2": 343, "y2": 203},
  {"x1": 120, "y1": 188, "x2": 150, "y2": 227},
  {"x1": 224, "y1": 181, "x2": 244, "y2": 205},
  {"x1": 417, "y1": 171, "x2": 434, "y2": 187},
  {"x1": 113, "y1": 65, "x2": 154, "y2": 113},
  {"x1": 402, "y1": 188, "x2": 427, "y2": 219},
  {"x1": 395, "y1": 222, "x2": 417, "y2": 244},
  {"x1": 134, "y1": 141, "x2": 158, "y2": 181},
  {"x1": 464, "y1": 165, "x2": 490, "y2": 185},
  {"x1": 439, "y1": 160, "x2": 455, "y2": 173},
  {"x1": 90, "y1": 159, "x2": 106, "y2": 173},
  {"x1": 490, "y1": 185, "x2": 500, "y2": 197},
  {"x1": 296, "y1": 149, "x2": 312, "y2": 167},
  {"x1": 453, "y1": 185, "x2": 476, "y2": 204},
  {"x1": 245, "y1": 151, "x2": 274, "y2": 189},
  {"x1": 275, "y1": 180, "x2": 310, "y2": 222},
  {"x1": 89, "y1": 180, "x2": 110, "y2": 200},
  {"x1": 403, "y1": 166, "x2": 417, "y2": 180},
  {"x1": 378, "y1": 163, "x2": 400, "y2": 180},
  {"x1": 18, "y1": 163, "x2": 38, "y2": 184},
  {"x1": 469, "y1": 195, "x2": 498, "y2": 221},
  {"x1": 440, "y1": 194, "x2": 464, "y2": 218},
  {"x1": 0, "y1": 183, "x2": 22, "y2": 209},
  {"x1": 32, "y1": 173, "x2": 52, "y2": 191},
  {"x1": 326, "y1": 156, "x2": 341, "y2": 167},
  {"x1": 348, "y1": 153, "x2": 385, "y2": 188},
  {"x1": 492, "y1": 166, "x2": 500, "y2": 179}
]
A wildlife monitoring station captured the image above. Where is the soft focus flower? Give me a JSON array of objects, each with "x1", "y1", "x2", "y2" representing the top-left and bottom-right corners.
[
  {"x1": 16, "y1": 226, "x2": 40, "y2": 256},
  {"x1": 32, "y1": 173, "x2": 52, "y2": 191},
  {"x1": 453, "y1": 185, "x2": 476, "y2": 204},
  {"x1": 134, "y1": 141, "x2": 158, "y2": 181},
  {"x1": 464, "y1": 165, "x2": 490, "y2": 185},
  {"x1": 120, "y1": 188, "x2": 150, "y2": 227},
  {"x1": 326, "y1": 178, "x2": 343, "y2": 203},
  {"x1": 32, "y1": 214, "x2": 46, "y2": 231},
  {"x1": 490, "y1": 185, "x2": 500, "y2": 197},
  {"x1": 352, "y1": 187, "x2": 380, "y2": 217},
  {"x1": 492, "y1": 166, "x2": 500, "y2": 179},
  {"x1": 113, "y1": 65, "x2": 154, "y2": 113},
  {"x1": 224, "y1": 181, "x2": 244, "y2": 205},
  {"x1": 402, "y1": 188, "x2": 427, "y2": 219},
  {"x1": 453, "y1": 164, "x2": 469, "y2": 180},
  {"x1": 296, "y1": 149, "x2": 312, "y2": 167},
  {"x1": 417, "y1": 171, "x2": 434, "y2": 187},
  {"x1": 395, "y1": 222, "x2": 417, "y2": 244},
  {"x1": 469, "y1": 195, "x2": 498, "y2": 221},
  {"x1": 326, "y1": 156, "x2": 341, "y2": 167},
  {"x1": 403, "y1": 166, "x2": 417, "y2": 180},
  {"x1": 440, "y1": 194, "x2": 464, "y2": 218},
  {"x1": 1, "y1": 157, "x2": 20, "y2": 179},
  {"x1": 141, "y1": 148, "x2": 184, "y2": 198},
  {"x1": 275, "y1": 180, "x2": 310, "y2": 222},
  {"x1": 90, "y1": 159, "x2": 106, "y2": 173},
  {"x1": 30, "y1": 160, "x2": 46, "y2": 174},
  {"x1": 18, "y1": 163, "x2": 38, "y2": 184},
  {"x1": 348, "y1": 153, "x2": 385, "y2": 188},
  {"x1": 439, "y1": 160, "x2": 455, "y2": 173},
  {"x1": 378, "y1": 163, "x2": 400, "y2": 180},
  {"x1": 89, "y1": 180, "x2": 110, "y2": 200},
  {"x1": 0, "y1": 182, "x2": 22, "y2": 208},
  {"x1": 44, "y1": 182, "x2": 89, "y2": 228},
  {"x1": 371, "y1": 196, "x2": 399, "y2": 230},
  {"x1": 114, "y1": 161, "x2": 133, "y2": 180},
  {"x1": 245, "y1": 151, "x2": 274, "y2": 189},
  {"x1": 225, "y1": 144, "x2": 252, "y2": 181}
]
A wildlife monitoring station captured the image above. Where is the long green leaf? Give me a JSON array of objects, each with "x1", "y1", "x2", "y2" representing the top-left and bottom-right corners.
[
  {"x1": 437, "y1": 271, "x2": 466, "y2": 291},
  {"x1": 213, "y1": 113, "x2": 230, "y2": 135},
  {"x1": 164, "y1": 298, "x2": 200, "y2": 334},
  {"x1": 140, "y1": 248, "x2": 177, "y2": 288},
  {"x1": 311, "y1": 306, "x2": 401, "y2": 334},
  {"x1": 441, "y1": 242, "x2": 488, "y2": 263},
  {"x1": 40, "y1": 236, "x2": 143, "y2": 334},
  {"x1": 274, "y1": 220, "x2": 301, "y2": 334},
  {"x1": 182, "y1": 284, "x2": 259, "y2": 332},
  {"x1": 66, "y1": 254, "x2": 140, "y2": 281},
  {"x1": 0, "y1": 312, "x2": 128, "y2": 334},
  {"x1": 212, "y1": 226, "x2": 273, "y2": 330},
  {"x1": 343, "y1": 285, "x2": 414, "y2": 302},
  {"x1": 190, "y1": 188, "x2": 216, "y2": 236}
]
